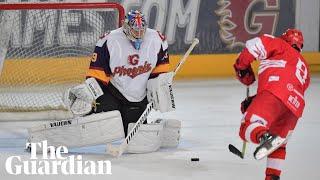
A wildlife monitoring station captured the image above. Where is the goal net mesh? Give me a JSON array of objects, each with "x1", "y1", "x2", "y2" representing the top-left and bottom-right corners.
[{"x1": 0, "y1": 3, "x2": 124, "y2": 119}]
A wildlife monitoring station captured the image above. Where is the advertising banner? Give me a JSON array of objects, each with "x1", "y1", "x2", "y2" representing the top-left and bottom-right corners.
[{"x1": 1, "y1": 0, "x2": 295, "y2": 56}]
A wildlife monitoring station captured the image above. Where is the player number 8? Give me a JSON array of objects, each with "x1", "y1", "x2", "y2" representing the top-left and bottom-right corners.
[{"x1": 295, "y1": 58, "x2": 308, "y2": 85}]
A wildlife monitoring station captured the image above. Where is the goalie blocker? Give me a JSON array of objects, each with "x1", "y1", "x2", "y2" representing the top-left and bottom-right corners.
[{"x1": 147, "y1": 72, "x2": 175, "y2": 113}]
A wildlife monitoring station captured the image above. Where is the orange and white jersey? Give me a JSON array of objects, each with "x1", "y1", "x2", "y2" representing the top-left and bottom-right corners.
[
  {"x1": 235, "y1": 34, "x2": 310, "y2": 117},
  {"x1": 86, "y1": 27, "x2": 170, "y2": 102}
]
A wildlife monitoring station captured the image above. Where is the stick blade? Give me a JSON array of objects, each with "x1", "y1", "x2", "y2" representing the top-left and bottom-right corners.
[{"x1": 228, "y1": 144, "x2": 244, "y2": 159}]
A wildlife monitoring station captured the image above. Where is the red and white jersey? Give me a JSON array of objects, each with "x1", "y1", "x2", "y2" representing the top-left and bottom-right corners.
[
  {"x1": 236, "y1": 34, "x2": 310, "y2": 117},
  {"x1": 86, "y1": 27, "x2": 170, "y2": 102}
]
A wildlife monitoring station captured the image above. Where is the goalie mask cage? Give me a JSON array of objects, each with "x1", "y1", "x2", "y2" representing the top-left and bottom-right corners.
[{"x1": 0, "y1": 2, "x2": 125, "y2": 121}]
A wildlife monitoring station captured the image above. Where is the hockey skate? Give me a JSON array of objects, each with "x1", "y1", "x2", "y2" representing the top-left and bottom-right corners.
[{"x1": 254, "y1": 133, "x2": 286, "y2": 160}]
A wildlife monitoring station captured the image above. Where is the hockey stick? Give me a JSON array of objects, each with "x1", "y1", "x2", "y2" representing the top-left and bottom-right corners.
[
  {"x1": 107, "y1": 38, "x2": 200, "y2": 157},
  {"x1": 228, "y1": 86, "x2": 249, "y2": 159}
]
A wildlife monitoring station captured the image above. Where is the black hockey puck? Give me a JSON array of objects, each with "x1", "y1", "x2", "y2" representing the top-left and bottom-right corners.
[{"x1": 191, "y1": 157, "x2": 199, "y2": 161}]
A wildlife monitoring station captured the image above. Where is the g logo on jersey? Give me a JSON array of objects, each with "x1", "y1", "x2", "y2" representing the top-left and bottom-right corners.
[
  {"x1": 128, "y1": 54, "x2": 139, "y2": 65},
  {"x1": 215, "y1": 0, "x2": 279, "y2": 48},
  {"x1": 114, "y1": 54, "x2": 152, "y2": 79}
]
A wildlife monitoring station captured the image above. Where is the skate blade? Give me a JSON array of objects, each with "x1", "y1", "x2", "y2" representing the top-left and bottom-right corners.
[{"x1": 254, "y1": 136, "x2": 286, "y2": 160}]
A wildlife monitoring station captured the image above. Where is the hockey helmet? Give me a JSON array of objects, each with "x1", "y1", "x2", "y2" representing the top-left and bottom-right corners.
[
  {"x1": 123, "y1": 10, "x2": 147, "y2": 50},
  {"x1": 279, "y1": 29, "x2": 304, "y2": 52}
]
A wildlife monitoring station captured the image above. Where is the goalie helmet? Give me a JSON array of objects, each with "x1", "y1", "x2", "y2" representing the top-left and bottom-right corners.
[
  {"x1": 123, "y1": 10, "x2": 147, "y2": 50},
  {"x1": 279, "y1": 29, "x2": 304, "y2": 52}
]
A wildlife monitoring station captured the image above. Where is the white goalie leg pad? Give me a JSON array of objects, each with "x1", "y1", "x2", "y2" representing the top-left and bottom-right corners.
[
  {"x1": 28, "y1": 110, "x2": 124, "y2": 149},
  {"x1": 154, "y1": 119, "x2": 181, "y2": 148},
  {"x1": 147, "y1": 72, "x2": 175, "y2": 113},
  {"x1": 126, "y1": 122, "x2": 164, "y2": 153}
]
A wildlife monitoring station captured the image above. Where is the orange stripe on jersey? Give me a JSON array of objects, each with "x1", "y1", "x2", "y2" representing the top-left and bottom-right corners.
[
  {"x1": 86, "y1": 69, "x2": 111, "y2": 83},
  {"x1": 151, "y1": 63, "x2": 170, "y2": 74}
]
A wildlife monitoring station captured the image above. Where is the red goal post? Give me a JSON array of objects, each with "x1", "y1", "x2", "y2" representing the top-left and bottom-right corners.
[{"x1": 0, "y1": 2, "x2": 125, "y2": 121}]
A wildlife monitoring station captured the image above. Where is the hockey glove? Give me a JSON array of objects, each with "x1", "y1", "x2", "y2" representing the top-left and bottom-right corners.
[
  {"x1": 240, "y1": 95, "x2": 256, "y2": 114},
  {"x1": 234, "y1": 64, "x2": 256, "y2": 86},
  {"x1": 63, "y1": 78, "x2": 104, "y2": 115}
]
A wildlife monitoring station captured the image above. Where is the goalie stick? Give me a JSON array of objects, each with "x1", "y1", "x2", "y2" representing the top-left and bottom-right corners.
[
  {"x1": 228, "y1": 87, "x2": 249, "y2": 159},
  {"x1": 107, "y1": 38, "x2": 200, "y2": 157}
]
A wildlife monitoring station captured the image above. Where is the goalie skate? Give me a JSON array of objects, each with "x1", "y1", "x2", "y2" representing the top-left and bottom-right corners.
[{"x1": 253, "y1": 133, "x2": 286, "y2": 160}]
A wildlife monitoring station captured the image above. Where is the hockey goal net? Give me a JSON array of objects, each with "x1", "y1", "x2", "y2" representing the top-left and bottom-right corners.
[{"x1": 0, "y1": 2, "x2": 124, "y2": 121}]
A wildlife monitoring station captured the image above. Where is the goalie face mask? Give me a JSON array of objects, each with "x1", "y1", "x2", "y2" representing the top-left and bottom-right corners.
[{"x1": 123, "y1": 10, "x2": 147, "y2": 50}]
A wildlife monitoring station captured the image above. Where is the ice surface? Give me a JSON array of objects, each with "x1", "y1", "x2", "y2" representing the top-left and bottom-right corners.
[{"x1": 0, "y1": 77, "x2": 319, "y2": 180}]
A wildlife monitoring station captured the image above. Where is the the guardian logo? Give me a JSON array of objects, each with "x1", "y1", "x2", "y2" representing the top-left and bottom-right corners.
[{"x1": 5, "y1": 140, "x2": 112, "y2": 175}]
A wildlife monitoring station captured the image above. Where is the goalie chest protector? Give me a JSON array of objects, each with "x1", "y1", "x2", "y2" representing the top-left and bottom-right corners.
[{"x1": 95, "y1": 28, "x2": 167, "y2": 102}]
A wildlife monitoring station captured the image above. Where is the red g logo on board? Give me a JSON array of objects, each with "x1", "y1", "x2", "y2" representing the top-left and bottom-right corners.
[{"x1": 215, "y1": 0, "x2": 279, "y2": 48}]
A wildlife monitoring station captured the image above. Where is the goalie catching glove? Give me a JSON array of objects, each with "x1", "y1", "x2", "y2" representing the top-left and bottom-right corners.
[
  {"x1": 63, "y1": 78, "x2": 104, "y2": 115},
  {"x1": 147, "y1": 72, "x2": 175, "y2": 113}
]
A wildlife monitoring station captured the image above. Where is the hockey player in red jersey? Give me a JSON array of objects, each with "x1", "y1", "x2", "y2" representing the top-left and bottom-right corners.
[{"x1": 234, "y1": 29, "x2": 310, "y2": 180}]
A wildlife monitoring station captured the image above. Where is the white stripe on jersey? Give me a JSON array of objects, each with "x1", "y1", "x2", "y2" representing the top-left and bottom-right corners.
[
  {"x1": 246, "y1": 37, "x2": 267, "y2": 60},
  {"x1": 258, "y1": 59, "x2": 286, "y2": 74}
]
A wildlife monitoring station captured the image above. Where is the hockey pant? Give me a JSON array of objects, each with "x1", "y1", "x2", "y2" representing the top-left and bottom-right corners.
[{"x1": 92, "y1": 82, "x2": 148, "y2": 136}]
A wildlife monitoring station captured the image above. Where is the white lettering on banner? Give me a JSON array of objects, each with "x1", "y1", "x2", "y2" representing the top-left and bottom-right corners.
[
  {"x1": 58, "y1": 10, "x2": 81, "y2": 46},
  {"x1": 5, "y1": 140, "x2": 112, "y2": 175},
  {"x1": 0, "y1": 10, "x2": 15, "y2": 72},
  {"x1": 141, "y1": 0, "x2": 168, "y2": 33},
  {"x1": 8, "y1": 10, "x2": 104, "y2": 48},
  {"x1": 166, "y1": 0, "x2": 200, "y2": 44},
  {"x1": 23, "y1": 10, "x2": 56, "y2": 47},
  {"x1": 80, "y1": 11, "x2": 104, "y2": 46},
  {"x1": 10, "y1": 11, "x2": 22, "y2": 48}
]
